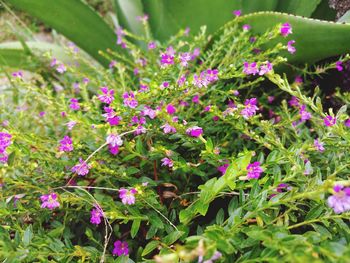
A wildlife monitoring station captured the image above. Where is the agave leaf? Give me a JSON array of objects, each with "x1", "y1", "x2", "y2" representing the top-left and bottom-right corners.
[
  {"x1": 311, "y1": 0, "x2": 336, "y2": 21},
  {"x1": 7, "y1": 0, "x2": 119, "y2": 67},
  {"x1": 226, "y1": 12, "x2": 350, "y2": 64},
  {"x1": 0, "y1": 41, "x2": 70, "y2": 70},
  {"x1": 242, "y1": 0, "x2": 278, "y2": 14},
  {"x1": 276, "y1": 0, "x2": 321, "y2": 17}
]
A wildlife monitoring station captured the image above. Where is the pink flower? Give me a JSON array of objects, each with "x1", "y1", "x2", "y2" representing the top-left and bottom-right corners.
[
  {"x1": 98, "y1": 86, "x2": 114, "y2": 104},
  {"x1": 344, "y1": 119, "x2": 350, "y2": 127},
  {"x1": 323, "y1": 115, "x2": 336, "y2": 127},
  {"x1": 66, "y1": 121, "x2": 77, "y2": 130},
  {"x1": 148, "y1": 42, "x2": 157, "y2": 49},
  {"x1": 242, "y1": 24, "x2": 251, "y2": 31},
  {"x1": 327, "y1": 185, "x2": 350, "y2": 214},
  {"x1": 161, "y1": 157, "x2": 173, "y2": 167},
  {"x1": 232, "y1": 10, "x2": 241, "y2": 16},
  {"x1": 12, "y1": 71, "x2": 23, "y2": 78},
  {"x1": 336, "y1": 61, "x2": 343, "y2": 71},
  {"x1": 191, "y1": 48, "x2": 200, "y2": 60},
  {"x1": 299, "y1": 105, "x2": 311, "y2": 121},
  {"x1": 192, "y1": 69, "x2": 218, "y2": 88},
  {"x1": 289, "y1": 96, "x2": 299, "y2": 107},
  {"x1": 314, "y1": 139, "x2": 325, "y2": 152},
  {"x1": 287, "y1": 40, "x2": 296, "y2": 54},
  {"x1": 116, "y1": 27, "x2": 126, "y2": 47},
  {"x1": 56, "y1": 63, "x2": 66, "y2": 74},
  {"x1": 119, "y1": 188, "x2": 137, "y2": 205},
  {"x1": 0, "y1": 132, "x2": 12, "y2": 154},
  {"x1": 246, "y1": 162, "x2": 263, "y2": 179},
  {"x1": 280, "y1": 23, "x2": 292, "y2": 37},
  {"x1": 58, "y1": 136, "x2": 73, "y2": 152},
  {"x1": 71, "y1": 158, "x2": 90, "y2": 176},
  {"x1": 69, "y1": 98, "x2": 80, "y2": 110},
  {"x1": 161, "y1": 123, "x2": 176, "y2": 134},
  {"x1": 217, "y1": 163, "x2": 229, "y2": 175},
  {"x1": 137, "y1": 14, "x2": 149, "y2": 23},
  {"x1": 106, "y1": 134, "x2": 123, "y2": 147},
  {"x1": 241, "y1": 98, "x2": 258, "y2": 119},
  {"x1": 160, "y1": 46, "x2": 175, "y2": 66},
  {"x1": 243, "y1": 62, "x2": 259, "y2": 75},
  {"x1": 259, "y1": 61, "x2": 273, "y2": 75},
  {"x1": 186, "y1": 126, "x2": 203, "y2": 137},
  {"x1": 109, "y1": 60, "x2": 117, "y2": 68},
  {"x1": 141, "y1": 106, "x2": 157, "y2": 119},
  {"x1": 113, "y1": 240, "x2": 129, "y2": 256},
  {"x1": 192, "y1": 95, "x2": 200, "y2": 104},
  {"x1": 177, "y1": 74, "x2": 186, "y2": 87},
  {"x1": 179, "y1": 52, "x2": 191, "y2": 67},
  {"x1": 134, "y1": 125, "x2": 147, "y2": 135},
  {"x1": 166, "y1": 104, "x2": 176, "y2": 115},
  {"x1": 109, "y1": 145, "x2": 119, "y2": 155},
  {"x1": 90, "y1": 206, "x2": 103, "y2": 225},
  {"x1": 102, "y1": 107, "x2": 122, "y2": 126},
  {"x1": 40, "y1": 193, "x2": 60, "y2": 210},
  {"x1": 122, "y1": 92, "x2": 138, "y2": 108}
]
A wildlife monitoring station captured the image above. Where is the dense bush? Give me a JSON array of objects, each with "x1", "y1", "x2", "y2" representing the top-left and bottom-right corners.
[{"x1": 1, "y1": 13, "x2": 350, "y2": 263}]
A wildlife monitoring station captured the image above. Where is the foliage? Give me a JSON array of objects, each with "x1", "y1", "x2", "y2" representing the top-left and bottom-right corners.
[{"x1": 1, "y1": 12, "x2": 350, "y2": 263}]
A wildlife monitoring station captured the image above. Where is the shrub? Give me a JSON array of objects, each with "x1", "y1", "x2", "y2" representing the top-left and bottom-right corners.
[{"x1": 1, "y1": 15, "x2": 350, "y2": 263}]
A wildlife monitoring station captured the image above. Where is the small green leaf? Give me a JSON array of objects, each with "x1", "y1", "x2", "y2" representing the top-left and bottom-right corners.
[
  {"x1": 162, "y1": 231, "x2": 184, "y2": 245},
  {"x1": 22, "y1": 225, "x2": 33, "y2": 247},
  {"x1": 131, "y1": 219, "x2": 141, "y2": 238},
  {"x1": 142, "y1": 240, "x2": 160, "y2": 256}
]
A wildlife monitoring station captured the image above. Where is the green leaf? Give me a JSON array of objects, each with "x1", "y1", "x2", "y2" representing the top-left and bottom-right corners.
[
  {"x1": 305, "y1": 204, "x2": 324, "y2": 221},
  {"x1": 142, "y1": 240, "x2": 159, "y2": 256},
  {"x1": 22, "y1": 225, "x2": 33, "y2": 247},
  {"x1": 276, "y1": 0, "x2": 321, "y2": 17},
  {"x1": 162, "y1": 231, "x2": 184, "y2": 245},
  {"x1": 131, "y1": 219, "x2": 141, "y2": 238},
  {"x1": 242, "y1": 0, "x2": 278, "y2": 14},
  {"x1": 233, "y1": 12, "x2": 350, "y2": 64},
  {"x1": 7, "y1": 0, "x2": 120, "y2": 66},
  {"x1": 0, "y1": 41, "x2": 70, "y2": 70}
]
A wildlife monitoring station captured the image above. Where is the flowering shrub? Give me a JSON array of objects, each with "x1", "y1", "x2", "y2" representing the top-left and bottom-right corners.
[{"x1": 1, "y1": 14, "x2": 350, "y2": 262}]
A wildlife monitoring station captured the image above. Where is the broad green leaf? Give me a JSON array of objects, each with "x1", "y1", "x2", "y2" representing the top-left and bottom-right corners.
[
  {"x1": 0, "y1": 41, "x2": 70, "y2": 70},
  {"x1": 276, "y1": 0, "x2": 321, "y2": 17},
  {"x1": 242, "y1": 0, "x2": 278, "y2": 14},
  {"x1": 114, "y1": 0, "x2": 145, "y2": 39},
  {"x1": 225, "y1": 12, "x2": 350, "y2": 64},
  {"x1": 7, "y1": 0, "x2": 119, "y2": 66},
  {"x1": 162, "y1": 231, "x2": 184, "y2": 245},
  {"x1": 142, "y1": 0, "x2": 241, "y2": 41},
  {"x1": 130, "y1": 219, "x2": 141, "y2": 238}
]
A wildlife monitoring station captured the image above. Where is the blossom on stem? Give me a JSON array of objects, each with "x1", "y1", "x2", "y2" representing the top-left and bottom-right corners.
[
  {"x1": 71, "y1": 158, "x2": 90, "y2": 176},
  {"x1": 106, "y1": 134, "x2": 123, "y2": 147},
  {"x1": 119, "y1": 188, "x2": 137, "y2": 205},
  {"x1": 161, "y1": 123, "x2": 176, "y2": 134},
  {"x1": 259, "y1": 61, "x2": 273, "y2": 75},
  {"x1": 98, "y1": 87, "x2": 114, "y2": 104},
  {"x1": 113, "y1": 240, "x2": 129, "y2": 256},
  {"x1": 58, "y1": 136, "x2": 73, "y2": 152},
  {"x1": 323, "y1": 115, "x2": 336, "y2": 127},
  {"x1": 287, "y1": 40, "x2": 296, "y2": 54},
  {"x1": 90, "y1": 206, "x2": 103, "y2": 225},
  {"x1": 69, "y1": 98, "x2": 80, "y2": 110},
  {"x1": 40, "y1": 193, "x2": 60, "y2": 210},
  {"x1": 280, "y1": 23, "x2": 292, "y2": 37},
  {"x1": 241, "y1": 98, "x2": 258, "y2": 119},
  {"x1": 246, "y1": 162, "x2": 263, "y2": 179},
  {"x1": 327, "y1": 185, "x2": 350, "y2": 214},
  {"x1": 122, "y1": 92, "x2": 138, "y2": 108},
  {"x1": 299, "y1": 105, "x2": 311, "y2": 121},
  {"x1": 161, "y1": 157, "x2": 173, "y2": 168},
  {"x1": 232, "y1": 10, "x2": 241, "y2": 17},
  {"x1": 179, "y1": 52, "x2": 191, "y2": 67},
  {"x1": 335, "y1": 61, "x2": 343, "y2": 71},
  {"x1": 314, "y1": 139, "x2": 325, "y2": 152},
  {"x1": 166, "y1": 104, "x2": 176, "y2": 115},
  {"x1": 186, "y1": 126, "x2": 203, "y2": 137},
  {"x1": 243, "y1": 62, "x2": 259, "y2": 75}
]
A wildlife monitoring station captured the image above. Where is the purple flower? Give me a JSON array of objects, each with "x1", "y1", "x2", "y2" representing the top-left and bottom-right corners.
[
  {"x1": 123, "y1": 92, "x2": 138, "y2": 108},
  {"x1": 113, "y1": 240, "x2": 129, "y2": 256},
  {"x1": 242, "y1": 24, "x2": 251, "y2": 31},
  {"x1": 141, "y1": 106, "x2": 157, "y2": 119},
  {"x1": 12, "y1": 71, "x2": 23, "y2": 78},
  {"x1": 241, "y1": 98, "x2": 258, "y2": 119},
  {"x1": 109, "y1": 145, "x2": 119, "y2": 155},
  {"x1": 56, "y1": 63, "x2": 67, "y2": 74},
  {"x1": 106, "y1": 134, "x2": 123, "y2": 147},
  {"x1": 116, "y1": 27, "x2": 126, "y2": 48},
  {"x1": 192, "y1": 95, "x2": 200, "y2": 104},
  {"x1": 177, "y1": 74, "x2": 186, "y2": 87},
  {"x1": 139, "y1": 84, "x2": 149, "y2": 93},
  {"x1": 246, "y1": 162, "x2": 263, "y2": 179},
  {"x1": 98, "y1": 86, "x2": 114, "y2": 104},
  {"x1": 327, "y1": 185, "x2": 350, "y2": 214},
  {"x1": 119, "y1": 188, "x2": 137, "y2": 205},
  {"x1": 191, "y1": 48, "x2": 200, "y2": 60},
  {"x1": 280, "y1": 23, "x2": 292, "y2": 37},
  {"x1": 69, "y1": 98, "x2": 80, "y2": 110},
  {"x1": 344, "y1": 119, "x2": 350, "y2": 127},
  {"x1": 66, "y1": 121, "x2": 77, "y2": 130},
  {"x1": 102, "y1": 107, "x2": 122, "y2": 126},
  {"x1": 0, "y1": 132, "x2": 12, "y2": 153},
  {"x1": 109, "y1": 60, "x2": 117, "y2": 68},
  {"x1": 186, "y1": 126, "x2": 203, "y2": 137},
  {"x1": 137, "y1": 14, "x2": 149, "y2": 23},
  {"x1": 314, "y1": 139, "x2": 325, "y2": 152},
  {"x1": 59, "y1": 136, "x2": 73, "y2": 152},
  {"x1": 336, "y1": 61, "x2": 343, "y2": 71},
  {"x1": 40, "y1": 193, "x2": 60, "y2": 210},
  {"x1": 90, "y1": 206, "x2": 103, "y2": 225},
  {"x1": 192, "y1": 69, "x2": 218, "y2": 88},
  {"x1": 243, "y1": 62, "x2": 259, "y2": 75},
  {"x1": 287, "y1": 40, "x2": 296, "y2": 54},
  {"x1": 134, "y1": 125, "x2": 147, "y2": 135},
  {"x1": 299, "y1": 105, "x2": 311, "y2": 121},
  {"x1": 232, "y1": 10, "x2": 241, "y2": 16},
  {"x1": 217, "y1": 163, "x2": 229, "y2": 175},
  {"x1": 179, "y1": 52, "x2": 191, "y2": 67},
  {"x1": 259, "y1": 61, "x2": 273, "y2": 75},
  {"x1": 71, "y1": 158, "x2": 90, "y2": 176},
  {"x1": 289, "y1": 96, "x2": 299, "y2": 107},
  {"x1": 323, "y1": 115, "x2": 336, "y2": 127},
  {"x1": 160, "y1": 46, "x2": 175, "y2": 66},
  {"x1": 161, "y1": 157, "x2": 173, "y2": 167},
  {"x1": 161, "y1": 123, "x2": 176, "y2": 134},
  {"x1": 166, "y1": 104, "x2": 176, "y2": 115},
  {"x1": 148, "y1": 42, "x2": 157, "y2": 50}
]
